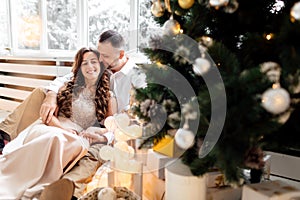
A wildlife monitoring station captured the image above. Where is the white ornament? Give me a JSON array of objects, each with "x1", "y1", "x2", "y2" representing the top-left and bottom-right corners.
[
  {"x1": 99, "y1": 145, "x2": 115, "y2": 161},
  {"x1": 122, "y1": 124, "x2": 143, "y2": 139},
  {"x1": 97, "y1": 187, "x2": 117, "y2": 200},
  {"x1": 114, "y1": 141, "x2": 135, "y2": 159},
  {"x1": 223, "y1": 0, "x2": 239, "y2": 13},
  {"x1": 209, "y1": 0, "x2": 229, "y2": 7},
  {"x1": 174, "y1": 45, "x2": 191, "y2": 64},
  {"x1": 114, "y1": 128, "x2": 132, "y2": 142},
  {"x1": 291, "y1": 2, "x2": 300, "y2": 21},
  {"x1": 174, "y1": 128, "x2": 195, "y2": 149},
  {"x1": 261, "y1": 87, "x2": 290, "y2": 115},
  {"x1": 192, "y1": 58, "x2": 211, "y2": 76},
  {"x1": 260, "y1": 61, "x2": 281, "y2": 82},
  {"x1": 114, "y1": 113, "x2": 131, "y2": 129},
  {"x1": 104, "y1": 116, "x2": 118, "y2": 132},
  {"x1": 199, "y1": 36, "x2": 213, "y2": 47}
]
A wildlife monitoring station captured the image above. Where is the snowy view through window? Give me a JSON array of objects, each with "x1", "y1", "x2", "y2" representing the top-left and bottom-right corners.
[{"x1": 0, "y1": 0, "x2": 160, "y2": 57}]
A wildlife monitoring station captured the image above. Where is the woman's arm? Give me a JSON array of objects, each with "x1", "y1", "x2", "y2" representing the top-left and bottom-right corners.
[
  {"x1": 40, "y1": 73, "x2": 73, "y2": 124},
  {"x1": 43, "y1": 84, "x2": 78, "y2": 135},
  {"x1": 46, "y1": 114, "x2": 78, "y2": 135}
]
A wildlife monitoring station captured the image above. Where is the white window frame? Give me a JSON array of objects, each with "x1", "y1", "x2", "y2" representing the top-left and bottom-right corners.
[{"x1": 7, "y1": 0, "x2": 139, "y2": 59}]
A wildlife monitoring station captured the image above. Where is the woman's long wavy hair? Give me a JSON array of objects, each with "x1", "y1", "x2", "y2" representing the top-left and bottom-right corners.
[{"x1": 57, "y1": 47, "x2": 110, "y2": 122}]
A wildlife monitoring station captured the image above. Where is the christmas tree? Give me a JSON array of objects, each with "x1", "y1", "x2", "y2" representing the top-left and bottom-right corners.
[{"x1": 131, "y1": 0, "x2": 300, "y2": 183}]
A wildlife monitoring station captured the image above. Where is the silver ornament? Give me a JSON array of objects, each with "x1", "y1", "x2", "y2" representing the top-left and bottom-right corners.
[{"x1": 163, "y1": 17, "x2": 181, "y2": 35}]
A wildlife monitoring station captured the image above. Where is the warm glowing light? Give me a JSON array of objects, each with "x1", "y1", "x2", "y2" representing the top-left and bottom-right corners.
[
  {"x1": 272, "y1": 83, "x2": 280, "y2": 89},
  {"x1": 265, "y1": 33, "x2": 273, "y2": 40},
  {"x1": 18, "y1": 15, "x2": 41, "y2": 48}
]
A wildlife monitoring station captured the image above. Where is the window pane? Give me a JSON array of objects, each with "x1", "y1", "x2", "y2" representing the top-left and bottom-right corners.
[
  {"x1": 88, "y1": 0, "x2": 130, "y2": 49},
  {"x1": 0, "y1": 0, "x2": 10, "y2": 54},
  {"x1": 16, "y1": 0, "x2": 41, "y2": 50},
  {"x1": 138, "y1": 0, "x2": 161, "y2": 51},
  {"x1": 47, "y1": 0, "x2": 77, "y2": 50}
]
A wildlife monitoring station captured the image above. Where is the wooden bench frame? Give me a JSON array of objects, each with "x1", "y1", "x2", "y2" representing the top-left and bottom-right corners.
[{"x1": 0, "y1": 57, "x2": 72, "y2": 112}]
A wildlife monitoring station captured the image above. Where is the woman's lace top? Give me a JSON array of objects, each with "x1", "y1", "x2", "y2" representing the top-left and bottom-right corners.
[{"x1": 71, "y1": 88, "x2": 97, "y2": 130}]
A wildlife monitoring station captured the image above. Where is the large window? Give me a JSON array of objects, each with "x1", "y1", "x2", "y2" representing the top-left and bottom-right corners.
[
  {"x1": 0, "y1": 0, "x2": 160, "y2": 58},
  {"x1": 88, "y1": 0, "x2": 131, "y2": 49},
  {"x1": 0, "y1": 0, "x2": 10, "y2": 55},
  {"x1": 47, "y1": 0, "x2": 77, "y2": 51}
]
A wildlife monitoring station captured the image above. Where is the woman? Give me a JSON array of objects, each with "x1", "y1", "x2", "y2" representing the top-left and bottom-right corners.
[{"x1": 0, "y1": 47, "x2": 116, "y2": 199}]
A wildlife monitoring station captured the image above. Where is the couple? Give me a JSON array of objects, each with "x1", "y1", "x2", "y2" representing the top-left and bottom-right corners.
[{"x1": 0, "y1": 30, "x2": 147, "y2": 199}]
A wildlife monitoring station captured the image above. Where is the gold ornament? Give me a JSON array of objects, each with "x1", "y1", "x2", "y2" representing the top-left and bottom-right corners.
[
  {"x1": 178, "y1": 0, "x2": 195, "y2": 9},
  {"x1": 164, "y1": 0, "x2": 172, "y2": 12},
  {"x1": 151, "y1": 0, "x2": 165, "y2": 17}
]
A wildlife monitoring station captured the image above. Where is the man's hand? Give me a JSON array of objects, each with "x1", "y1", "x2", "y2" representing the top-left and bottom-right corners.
[{"x1": 40, "y1": 90, "x2": 58, "y2": 124}]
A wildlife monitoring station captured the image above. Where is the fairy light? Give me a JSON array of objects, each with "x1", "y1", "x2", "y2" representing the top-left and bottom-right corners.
[{"x1": 265, "y1": 33, "x2": 273, "y2": 40}]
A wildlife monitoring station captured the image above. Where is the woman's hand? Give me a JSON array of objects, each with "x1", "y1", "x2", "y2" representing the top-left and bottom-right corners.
[
  {"x1": 80, "y1": 130, "x2": 107, "y2": 144},
  {"x1": 85, "y1": 126, "x2": 108, "y2": 134}
]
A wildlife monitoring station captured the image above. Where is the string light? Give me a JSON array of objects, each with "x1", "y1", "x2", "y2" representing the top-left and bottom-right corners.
[{"x1": 265, "y1": 33, "x2": 274, "y2": 40}]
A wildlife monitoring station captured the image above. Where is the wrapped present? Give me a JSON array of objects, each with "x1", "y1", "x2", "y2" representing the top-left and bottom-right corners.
[
  {"x1": 242, "y1": 180, "x2": 300, "y2": 200},
  {"x1": 206, "y1": 171, "x2": 226, "y2": 188},
  {"x1": 146, "y1": 149, "x2": 175, "y2": 179},
  {"x1": 152, "y1": 134, "x2": 185, "y2": 158},
  {"x1": 265, "y1": 151, "x2": 300, "y2": 181}
]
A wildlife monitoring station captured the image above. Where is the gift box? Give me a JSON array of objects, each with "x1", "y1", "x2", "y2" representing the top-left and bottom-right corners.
[
  {"x1": 146, "y1": 149, "x2": 175, "y2": 179},
  {"x1": 265, "y1": 151, "x2": 300, "y2": 181},
  {"x1": 207, "y1": 186, "x2": 242, "y2": 200},
  {"x1": 152, "y1": 135, "x2": 184, "y2": 158},
  {"x1": 242, "y1": 180, "x2": 300, "y2": 200},
  {"x1": 206, "y1": 171, "x2": 226, "y2": 188}
]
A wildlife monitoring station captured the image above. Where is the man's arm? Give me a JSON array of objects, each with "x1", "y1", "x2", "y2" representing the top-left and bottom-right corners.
[
  {"x1": 40, "y1": 73, "x2": 73, "y2": 124},
  {"x1": 40, "y1": 90, "x2": 58, "y2": 124}
]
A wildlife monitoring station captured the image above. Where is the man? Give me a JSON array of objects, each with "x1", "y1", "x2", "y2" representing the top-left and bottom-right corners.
[{"x1": 0, "y1": 29, "x2": 147, "y2": 198}]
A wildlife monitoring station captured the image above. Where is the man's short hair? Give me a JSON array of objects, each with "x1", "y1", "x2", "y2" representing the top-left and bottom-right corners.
[{"x1": 98, "y1": 30, "x2": 125, "y2": 49}]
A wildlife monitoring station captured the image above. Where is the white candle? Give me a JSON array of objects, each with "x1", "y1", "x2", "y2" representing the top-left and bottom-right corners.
[{"x1": 165, "y1": 159, "x2": 207, "y2": 200}]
